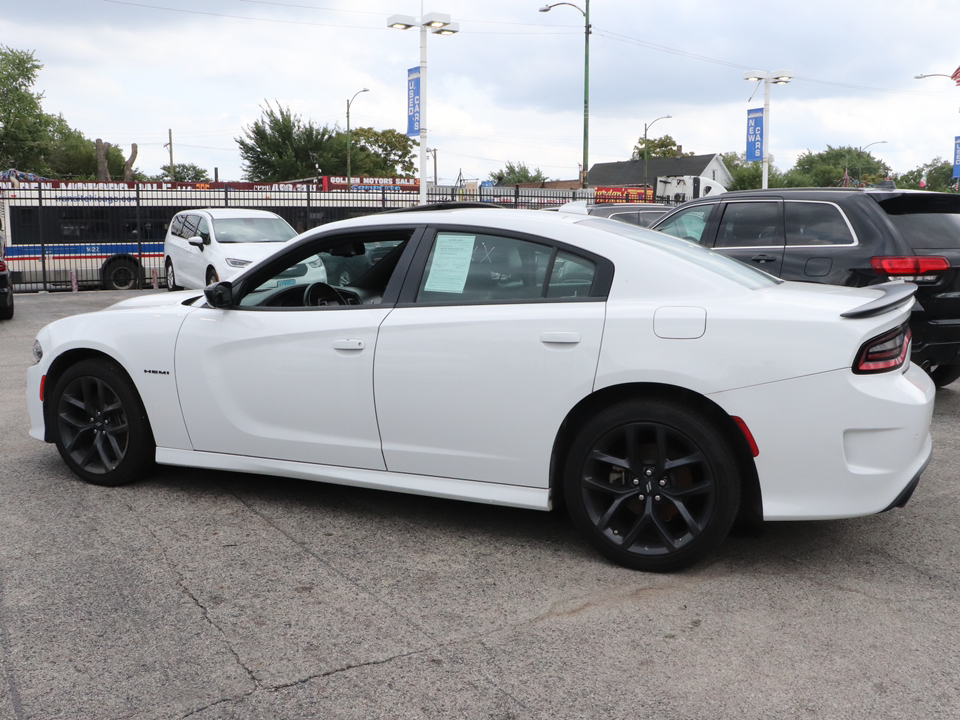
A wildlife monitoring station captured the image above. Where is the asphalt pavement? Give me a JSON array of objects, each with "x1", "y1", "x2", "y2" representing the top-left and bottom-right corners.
[{"x1": 1, "y1": 290, "x2": 959, "y2": 720}]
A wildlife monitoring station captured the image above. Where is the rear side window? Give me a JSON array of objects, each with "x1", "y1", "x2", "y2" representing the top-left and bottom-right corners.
[
  {"x1": 877, "y1": 194, "x2": 960, "y2": 250},
  {"x1": 169, "y1": 214, "x2": 185, "y2": 237},
  {"x1": 716, "y1": 202, "x2": 780, "y2": 248},
  {"x1": 416, "y1": 232, "x2": 596, "y2": 304},
  {"x1": 784, "y1": 201, "x2": 855, "y2": 246}
]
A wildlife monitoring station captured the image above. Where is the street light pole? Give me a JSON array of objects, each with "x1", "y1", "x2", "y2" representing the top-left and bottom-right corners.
[
  {"x1": 388, "y1": 10, "x2": 458, "y2": 205},
  {"x1": 346, "y1": 88, "x2": 369, "y2": 190},
  {"x1": 857, "y1": 140, "x2": 886, "y2": 184},
  {"x1": 539, "y1": 1, "x2": 590, "y2": 186},
  {"x1": 643, "y1": 114, "x2": 671, "y2": 201},
  {"x1": 743, "y1": 70, "x2": 793, "y2": 189}
]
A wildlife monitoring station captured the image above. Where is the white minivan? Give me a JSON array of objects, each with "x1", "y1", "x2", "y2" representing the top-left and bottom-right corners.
[{"x1": 164, "y1": 208, "x2": 326, "y2": 289}]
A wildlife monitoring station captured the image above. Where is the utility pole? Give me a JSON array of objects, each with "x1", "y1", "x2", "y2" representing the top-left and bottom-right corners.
[
  {"x1": 426, "y1": 147, "x2": 438, "y2": 186},
  {"x1": 163, "y1": 129, "x2": 174, "y2": 180}
]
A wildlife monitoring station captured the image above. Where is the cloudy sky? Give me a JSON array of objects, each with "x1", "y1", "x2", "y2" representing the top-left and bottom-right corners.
[{"x1": 3, "y1": 0, "x2": 959, "y2": 185}]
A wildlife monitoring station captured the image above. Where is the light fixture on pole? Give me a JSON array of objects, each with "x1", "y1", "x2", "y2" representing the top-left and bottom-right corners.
[
  {"x1": 743, "y1": 70, "x2": 793, "y2": 189},
  {"x1": 388, "y1": 10, "x2": 459, "y2": 205},
  {"x1": 643, "y1": 114, "x2": 671, "y2": 200},
  {"x1": 539, "y1": 1, "x2": 590, "y2": 186},
  {"x1": 857, "y1": 140, "x2": 886, "y2": 184},
  {"x1": 346, "y1": 87, "x2": 369, "y2": 190}
]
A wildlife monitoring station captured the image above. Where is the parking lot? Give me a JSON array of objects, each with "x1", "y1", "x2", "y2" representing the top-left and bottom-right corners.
[{"x1": 1, "y1": 290, "x2": 959, "y2": 720}]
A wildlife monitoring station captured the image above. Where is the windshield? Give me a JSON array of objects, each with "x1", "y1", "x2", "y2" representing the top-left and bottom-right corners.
[
  {"x1": 213, "y1": 217, "x2": 297, "y2": 244},
  {"x1": 874, "y1": 193, "x2": 960, "y2": 250},
  {"x1": 580, "y1": 217, "x2": 781, "y2": 290}
]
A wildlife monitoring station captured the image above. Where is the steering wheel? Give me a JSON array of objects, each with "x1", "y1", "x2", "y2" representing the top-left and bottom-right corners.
[{"x1": 303, "y1": 282, "x2": 347, "y2": 307}]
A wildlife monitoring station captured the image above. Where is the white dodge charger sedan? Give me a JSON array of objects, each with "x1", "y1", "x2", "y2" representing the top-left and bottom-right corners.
[{"x1": 26, "y1": 207, "x2": 934, "y2": 571}]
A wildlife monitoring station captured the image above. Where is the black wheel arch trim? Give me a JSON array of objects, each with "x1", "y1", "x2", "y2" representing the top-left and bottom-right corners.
[{"x1": 549, "y1": 382, "x2": 762, "y2": 524}]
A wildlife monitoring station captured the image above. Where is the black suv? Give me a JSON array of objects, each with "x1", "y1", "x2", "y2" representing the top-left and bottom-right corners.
[{"x1": 651, "y1": 188, "x2": 960, "y2": 387}]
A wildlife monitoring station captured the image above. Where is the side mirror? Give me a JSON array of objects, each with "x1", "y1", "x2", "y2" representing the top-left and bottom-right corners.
[
  {"x1": 188, "y1": 235, "x2": 205, "y2": 249},
  {"x1": 204, "y1": 281, "x2": 234, "y2": 308}
]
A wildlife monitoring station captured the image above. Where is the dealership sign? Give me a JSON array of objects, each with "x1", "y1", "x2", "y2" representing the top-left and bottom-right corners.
[
  {"x1": 407, "y1": 67, "x2": 421, "y2": 138},
  {"x1": 746, "y1": 108, "x2": 764, "y2": 163}
]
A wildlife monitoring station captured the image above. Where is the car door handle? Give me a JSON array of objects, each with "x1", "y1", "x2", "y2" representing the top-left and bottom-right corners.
[
  {"x1": 333, "y1": 339, "x2": 365, "y2": 351},
  {"x1": 751, "y1": 254, "x2": 778, "y2": 263},
  {"x1": 540, "y1": 332, "x2": 581, "y2": 344}
]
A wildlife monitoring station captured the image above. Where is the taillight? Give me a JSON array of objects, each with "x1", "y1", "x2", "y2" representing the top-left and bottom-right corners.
[
  {"x1": 870, "y1": 256, "x2": 949, "y2": 282},
  {"x1": 853, "y1": 323, "x2": 911, "y2": 374},
  {"x1": 0, "y1": 259, "x2": 6, "y2": 272}
]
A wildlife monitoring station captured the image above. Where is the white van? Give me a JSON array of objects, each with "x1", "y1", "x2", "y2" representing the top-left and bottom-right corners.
[{"x1": 164, "y1": 208, "x2": 326, "y2": 289}]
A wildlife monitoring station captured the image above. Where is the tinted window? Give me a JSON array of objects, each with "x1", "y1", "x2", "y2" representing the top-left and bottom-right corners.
[
  {"x1": 169, "y1": 214, "x2": 185, "y2": 237},
  {"x1": 716, "y1": 202, "x2": 780, "y2": 248},
  {"x1": 784, "y1": 202, "x2": 854, "y2": 246},
  {"x1": 547, "y1": 251, "x2": 596, "y2": 298},
  {"x1": 875, "y1": 193, "x2": 960, "y2": 250},
  {"x1": 180, "y1": 215, "x2": 201, "y2": 239},
  {"x1": 656, "y1": 205, "x2": 714, "y2": 244},
  {"x1": 607, "y1": 212, "x2": 641, "y2": 226},
  {"x1": 197, "y1": 216, "x2": 211, "y2": 245}
]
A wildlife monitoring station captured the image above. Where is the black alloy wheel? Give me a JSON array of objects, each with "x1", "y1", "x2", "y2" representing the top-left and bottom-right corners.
[
  {"x1": 51, "y1": 359, "x2": 154, "y2": 486},
  {"x1": 565, "y1": 399, "x2": 740, "y2": 572}
]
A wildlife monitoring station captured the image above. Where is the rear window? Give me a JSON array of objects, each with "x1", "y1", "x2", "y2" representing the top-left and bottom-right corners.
[{"x1": 875, "y1": 193, "x2": 960, "y2": 249}]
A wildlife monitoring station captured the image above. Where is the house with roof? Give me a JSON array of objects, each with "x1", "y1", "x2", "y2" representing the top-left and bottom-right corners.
[{"x1": 587, "y1": 154, "x2": 733, "y2": 192}]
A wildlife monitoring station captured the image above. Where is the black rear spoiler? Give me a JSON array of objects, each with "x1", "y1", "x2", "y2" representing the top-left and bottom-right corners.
[{"x1": 840, "y1": 281, "x2": 917, "y2": 319}]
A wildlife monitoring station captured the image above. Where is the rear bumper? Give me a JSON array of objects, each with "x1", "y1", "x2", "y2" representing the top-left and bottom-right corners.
[{"x1": 709, "y1": 363, "x2": 935, "y2": 520}]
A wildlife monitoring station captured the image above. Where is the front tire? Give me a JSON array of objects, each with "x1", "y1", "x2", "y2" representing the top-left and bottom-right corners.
[
  {"x1": 165, "y1": 258, "x2": 181, "y2": 291},
  {"x1": 0, "y1": 292, "x2": 12, "y2": 320},
  {"x1": 564, "y1": 398, "x2": 741, "y2": 572},
  {"x1": 50, "y1": 359, "x2": 155, "y2": 486}
]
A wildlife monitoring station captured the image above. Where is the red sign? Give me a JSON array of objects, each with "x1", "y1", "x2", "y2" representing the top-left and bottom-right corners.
[{"x1": 594, "y1": 186, "x2": 653, "y2": 203}]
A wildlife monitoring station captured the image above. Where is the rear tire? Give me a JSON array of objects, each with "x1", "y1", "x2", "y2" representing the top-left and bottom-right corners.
[
  {"x1": 929, "y1": 363, "x2": 960, "y2": 389},
  {"x1": 103, "y1": 259, "x2": 138, "y2": 291},
  {"x1": 49, "y1": 359, "x2": 155, "y2": 486},
  {"x1": 564, "y1": 398, "x2": 741, "y2": 572}
]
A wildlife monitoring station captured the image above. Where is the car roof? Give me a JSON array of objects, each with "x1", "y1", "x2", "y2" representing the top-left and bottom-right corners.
[{"x1": 176, "y1": 208, "x2": 283, "y2": 219}]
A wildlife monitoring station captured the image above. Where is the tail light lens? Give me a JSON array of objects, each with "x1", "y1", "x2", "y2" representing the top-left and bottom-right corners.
[
  {"x1": 853, "y1": 322, "x2": 911, "y2": 374},
  {"x1": 870, "y1": 256, "x2": 949, "y2": 282},
  {"x1": 0, "y1": 259, "x2": 6, "y2": 272}
]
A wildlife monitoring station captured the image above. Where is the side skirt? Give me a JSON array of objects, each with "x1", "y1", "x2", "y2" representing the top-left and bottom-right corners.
[{"x1": 155, "y1": 448, "x2": 551, "y2": 511}]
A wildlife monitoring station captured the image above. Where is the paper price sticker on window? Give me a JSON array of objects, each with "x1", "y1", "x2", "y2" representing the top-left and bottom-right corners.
[{"x1": 423, "y1": 233, "x2": 475, "y2": 293}]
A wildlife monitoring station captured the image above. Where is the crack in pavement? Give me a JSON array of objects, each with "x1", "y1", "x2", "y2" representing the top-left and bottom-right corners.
[{"x1": 122, "y1": 498, "x2": 262, "y2": 692}]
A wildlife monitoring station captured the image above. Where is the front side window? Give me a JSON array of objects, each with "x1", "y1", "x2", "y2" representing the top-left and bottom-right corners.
[
  {"x1": 784, "y1": 202, "x2": 855, "y2": 246},
  {"x1": 416, "y1": 232, "x2": 597, "y2": 304},
  {"x1": 656, "y1": 205, "x2": 715, "y2": 244},
  {"x1": 197, "y1": 217, "x2": 211, "y2": 245},
  {"x1": 715, "y1": 202, "x2": 781, "y2": 248},
  {"x1": 180, "y1": 215, "x2": 201, "y2": 240},
  {"x1": 238, "y1": 231, "x2": 411, "y2": 309}
]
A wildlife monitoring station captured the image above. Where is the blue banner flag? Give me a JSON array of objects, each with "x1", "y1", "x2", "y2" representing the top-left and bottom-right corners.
[
  {"x1": 746, "y1": 108, "x2": 764, "y2": 163},
  {"x1": 407, "y1": 67, "x2": 421, "y2": 138},
  {"x1": 954, "y1": 136, "x2": 960, "y2": 179}
]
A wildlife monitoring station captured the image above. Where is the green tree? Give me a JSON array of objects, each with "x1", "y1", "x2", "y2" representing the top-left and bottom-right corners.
[
  {"x1": 350, "y1": 127, "x2": 417, "y2": 176},
  {"x1": 0, "y1": 46, "x2": 52, "y2": 173},
  {"x1": 633, "y1": 134, "x2": 694, "y2": 160},
  {"x1": 894, "y1": 158, "x2": 957, "y2": 192},
  {"x1": 719, "y1": 151, "x2": 788, "y2": 190},
  {"x1": 790, "y1": 145, "x2": 891, "y2": 187},
  {"x1": 488, "y1": 160, "x2": 548, "y2": 185},
  {"x1": 237, "y1": 102, "x2": 417, "y2": 181},
  {"x1": 152, "y1": 162, "x2": 210, "y2": 182}
]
